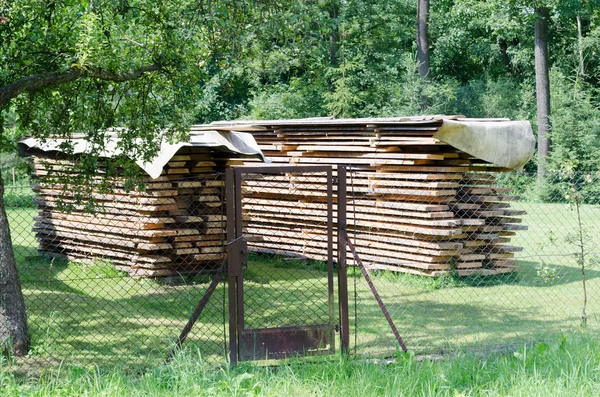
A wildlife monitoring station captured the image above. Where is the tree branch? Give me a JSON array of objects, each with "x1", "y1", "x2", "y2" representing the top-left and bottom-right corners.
[
  {"x1": 86, "y1": 64, "x2": 162, "y2": 82},
  {"x1": 0, "y1": 64, "x2": 162, "y2": 108}
]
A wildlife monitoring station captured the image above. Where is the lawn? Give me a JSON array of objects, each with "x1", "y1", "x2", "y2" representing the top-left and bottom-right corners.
[
  {"x1": 2, "y1": 329, "x2": 600, "y2": 396},
  {"x1": 353, "y1": 200, "x2": 600, "y2": 355},
  {"x1": 3, "y1": 197, "x2": 600, "y2": 369}
]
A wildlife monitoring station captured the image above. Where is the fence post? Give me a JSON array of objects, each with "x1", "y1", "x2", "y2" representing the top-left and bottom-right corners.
[
  {"x1": 337, "y1": 166, "x2": 350, "y2": 354},
  {"x1": 225, "y1": 168, "x2": 238, "y2": 366}
]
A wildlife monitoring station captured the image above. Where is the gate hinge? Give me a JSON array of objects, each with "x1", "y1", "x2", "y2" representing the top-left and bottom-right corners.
[{"x1": 227, "y1": 236, "x2": 247, "y2": 277}]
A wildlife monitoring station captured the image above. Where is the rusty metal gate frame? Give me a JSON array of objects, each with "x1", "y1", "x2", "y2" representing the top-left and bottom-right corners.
[
  {"x1": 226, "y1": 165, "x2": 349, "y2": 365},
  {"x1": 167, "y1": 165, "x2": 404, "y2": 365}
]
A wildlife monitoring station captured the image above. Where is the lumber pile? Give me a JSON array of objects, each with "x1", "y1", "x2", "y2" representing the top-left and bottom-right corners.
[
  {"x1": 29, "y1": 147, "x2": 232, "y2": 278},
  {"x1": 207, "y1": 116, "x2": 528, "y2": 277}
]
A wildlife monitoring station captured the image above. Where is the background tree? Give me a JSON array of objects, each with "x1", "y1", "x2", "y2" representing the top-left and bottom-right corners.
[
  {"x1": 0, "y1": 0, "x2": 284, "y2": 356},
  {"x1": 416, "y1": 0, "x2": 430, "y2": 80},
  {"x1": 0, "y1": 0, "x2": 200, "y2": 356},
  {"x1": 535, "y1": 5, "x2": 551, "y2": 179}
]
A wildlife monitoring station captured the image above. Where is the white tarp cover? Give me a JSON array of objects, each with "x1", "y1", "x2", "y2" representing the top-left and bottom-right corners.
[
  {"x1": 19, "y1": 129, "x2": 266, "y2": 179},
  {"x1": 434, "y1": 120, "x2": 535, "y2": 170},
  {"x1": 209, "y1": 116, "x2": 535, "y2": 170}
]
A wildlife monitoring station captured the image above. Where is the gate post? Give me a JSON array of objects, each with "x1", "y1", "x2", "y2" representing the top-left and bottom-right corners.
[
  {"x1": 337, "y1": 166, "x2": 350, "y2": 354},
  {"x1": 225, "y1": 168, "x2": 238, "y2": 365}
]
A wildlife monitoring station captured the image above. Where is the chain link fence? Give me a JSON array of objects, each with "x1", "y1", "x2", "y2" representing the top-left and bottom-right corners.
[
  {"x1": 4, "y1": 174, "x2": 230, "y2": 369},
  {"x1": 347, "y1": 170, "x2": 600, "y2": 356},
  {"x1": 1, "y1": 170, "x2": 599, "y2": 370},
  {"x1": 230, "y1": 168, "x2": 335, "y2": 362}
]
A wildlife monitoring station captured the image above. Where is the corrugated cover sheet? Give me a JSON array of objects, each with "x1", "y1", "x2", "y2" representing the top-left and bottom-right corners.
[
  {"x1": 434, "y1": 120, "x2": 535, "y2": 170},
  {"x1": 19, "y1": 118, "x2": 535, "y2": 176},
  {"x1": 207, "y1": 116, "x2": 535, "y2": 170},
  {"x1": 19, "y1": 129, "x2": 267, "y2": 179}
]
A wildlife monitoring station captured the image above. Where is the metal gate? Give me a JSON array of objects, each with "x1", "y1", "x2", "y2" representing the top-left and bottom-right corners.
[{"x1": 226, "y1": 165, "x2": 348, "y2": 364}]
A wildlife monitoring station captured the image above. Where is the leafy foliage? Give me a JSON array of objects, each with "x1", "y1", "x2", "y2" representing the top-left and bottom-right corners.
[
  {"x1": 234, "y1": 0, "x2": 600, "y2": 182},
  {"x1": 1, "y1": 0, "x2": 599, "y2": 176}
]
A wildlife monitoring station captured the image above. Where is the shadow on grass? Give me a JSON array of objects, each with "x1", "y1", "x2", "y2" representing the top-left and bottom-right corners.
[
  {"x1": 515, "y1": 260, "x2": 600, "y2": 288},
  {"x1": 17, "y1": 256, "x2": 332, "y2": 368},
  {"x1": 22, "y1": 286, "x2": 229, "y2": 368},
  {"x1": 367, "y1": 260, "x2": 600, "y2": 291},
  {"x1": 16, "y1": 250, "x2": 596, "y2": 369},
  {"x1": 17, "y1": 250, "x2": 84, "y2": 296},
  {"x1": 353, "y1": 297, "x2": 572, "y2": 354}
]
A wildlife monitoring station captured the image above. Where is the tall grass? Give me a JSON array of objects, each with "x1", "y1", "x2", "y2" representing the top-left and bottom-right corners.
[{"x1": 2, "y1": 330, "x2": 600, "y2": 396}]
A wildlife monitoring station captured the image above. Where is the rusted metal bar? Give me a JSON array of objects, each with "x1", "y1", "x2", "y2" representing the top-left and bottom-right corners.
[
  {"x1": 230, "y1": 165, "x2": 332, "y2": 174},
  {"x1": 337, "y1": 167, "x2": 350, "y2": 354},
  {"x1": 225, "y1": 168, "x2": 238, "y2": 366},
  {"x1": 327, "y1": 167, "x2": 335, "y2": 353},
  {"x1": 239, "y1": 325, "x2": 331, "y2": 360},
  {"x1": 233, "y1": 168, "x2": 245, "y2": 355},
  {"x1": 165, "y1": 263, "x2": 226, "y2": 363},
  {"x1": 343, "y1": 230, "x2": 408, "y2": 353}
]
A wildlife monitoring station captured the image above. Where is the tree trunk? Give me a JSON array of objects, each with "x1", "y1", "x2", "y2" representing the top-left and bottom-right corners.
[
  {"x1": 534, "y1": 6, "x2": 551, "y2": 180},
  {"x1": 327, "y1": 1, "x2": 340, "y2": 68},
  {"x1": 577, "y1": 13, "x2": 585, "y2": 76},
  {"x1": 499, "y1": 38, "x2": 510, "y2": 72},
  {"x1": 416, "y1": 0, "x2": 430, "y2": 80},
  {"x1": 0, "y1": 170, "x2": 29, "y2": 356}
]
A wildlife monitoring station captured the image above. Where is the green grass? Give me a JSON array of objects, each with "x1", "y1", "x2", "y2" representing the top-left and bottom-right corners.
[
  {"x1": 342, "y1": 201, "x2": 600, "y2": 356},
  {"x1": 4, "y1": 201, "x2": 600, "y2": 370},
  {"x1": 2, "y1": 330, "x2": 600, "y2": 396},
  {"x1": 7, "y1": 205, "x2": 228, "y2": 366}
]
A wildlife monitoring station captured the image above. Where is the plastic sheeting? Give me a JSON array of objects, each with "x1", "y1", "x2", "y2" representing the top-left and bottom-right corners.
[
  {"x1": 434, "y1": 120, "x2": 535, "y2": 170},
  {"x1": 19, "y1": 129, "x2": 266, "y2": 179}
]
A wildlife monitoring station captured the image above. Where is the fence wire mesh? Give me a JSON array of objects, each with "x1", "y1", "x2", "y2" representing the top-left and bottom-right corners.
[
  {"x1": 232, "y1": 169, "x2": 335, "y2": 361},
  {"x1": 1, "y1": 169, "x2": 599, "y2": 370},
  {"x1": 3, "y1": 173, "x2": 230, "y2": 369},
  {"x1": 240, "y1": 171, "x2": 332, "y2": 328},
  {"x1": 346, "y1": 170, "x2": 600, "y2": 357}
]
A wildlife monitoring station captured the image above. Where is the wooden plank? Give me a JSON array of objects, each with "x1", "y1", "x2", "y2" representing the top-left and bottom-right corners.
[{"x1": 28, "y1": 117, "x2": 528, "y2": 279}]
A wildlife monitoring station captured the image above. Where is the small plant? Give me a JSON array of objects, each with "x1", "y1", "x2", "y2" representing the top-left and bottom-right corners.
[
  {"x1": 2, "y1": 190, "x2": 36, "y2": 208},
  {"x1": 373, "y1": 270, "x2": 460, "y2": 290},
  {"x1": 535, "y1": 262, "x2": 559, "y2": 284},
  {"x1": 28, "y1": 311, "x2": 58, "y2": 356},
  {"x1": 272, "y1": 256, "x2": 329, "y2": 272},
  {"x1": 564, "y1": 184, "x2": 598, "y2": 326}
]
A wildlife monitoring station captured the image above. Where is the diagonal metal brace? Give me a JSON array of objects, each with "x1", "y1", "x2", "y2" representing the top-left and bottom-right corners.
[
  {"x1": 165, "y1": 261, "x2": 227, "y2": 363},
  {"x1": 343, "y1": 230, "x2": 408, "y2": 353}
]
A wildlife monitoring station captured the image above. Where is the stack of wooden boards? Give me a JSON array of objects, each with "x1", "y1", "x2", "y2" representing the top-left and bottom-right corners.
[
  {"x1": 207, "y1": 116, "x2": 528, "y2": 277},
  {"x1": 29, "y1": 147, "x2": 232, "y2": 277},
  {"x1": 25, "y1": 116, "x2": 529, "y2": 278}
]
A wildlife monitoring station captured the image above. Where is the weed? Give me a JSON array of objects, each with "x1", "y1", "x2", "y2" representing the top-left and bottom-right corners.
[
  {"x1": 370, "y1": 270, "x2": 519, "y2": 290},
  {"x1": 28, "y1": 311, "x2": 57, "y2": 356},
  {"x1": 535, "y1": 262, "x2": 560, "y2": 284},
  {"x1": 564, "y1": 184, "x2": 600, "y2": 325}
]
